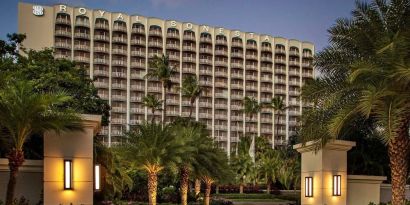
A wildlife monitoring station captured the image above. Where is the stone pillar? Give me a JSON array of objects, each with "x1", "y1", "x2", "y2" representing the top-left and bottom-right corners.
[
  {"x1": 43, "y1": 114, "x2": 101, "y2": 205},
  {"x1": 347, "y1": 175, "x2": 386, "y2": 205},
  {"x1": 294, "y1": 140, "x2": 356, "y2": 205}
]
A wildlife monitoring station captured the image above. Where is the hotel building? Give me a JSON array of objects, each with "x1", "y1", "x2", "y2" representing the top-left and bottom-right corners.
[{"x1": 18, "y1": 3, "x2": 315, "y2": 154}]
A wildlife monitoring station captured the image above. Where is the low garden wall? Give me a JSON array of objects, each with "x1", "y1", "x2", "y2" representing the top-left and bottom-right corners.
[{"x1": 0, "y1": 158, "x2": 43, "y2": 204}]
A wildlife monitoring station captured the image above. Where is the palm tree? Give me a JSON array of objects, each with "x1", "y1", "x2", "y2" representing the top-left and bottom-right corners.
[
  {"x1": 142, "y1": 94, "x2": 163, "y2": 123},
  {"x1": 258, "y1": 149, "x2": 280, "y2": 194},
  {"x1": 0, "y1": 80, "x2": 82, "y2": 205},
  {"x1": 242, "y1": 96, "x2": 261, "y2": 162},
  {"x1": 146, "y1": 54, "x2": 174, "y2": 125},
  {"x1": 116, "y1": 122, "x2": 188, "y2": 205},
  {"x1": 231, "y1": 136, "x2": 254, "y2": 194},
  {"x1": 181, "y1": 76, "x2": 203, "y2": 119},
  {"x1": 269, "y1": 96, "x2": 288, "y2": 148},
  {"x1": 300, "y1": 1, "x2": 410, "y2": 204},
  {"x1": 171, "y1": 119, "x2": 218, "y2": 205}
]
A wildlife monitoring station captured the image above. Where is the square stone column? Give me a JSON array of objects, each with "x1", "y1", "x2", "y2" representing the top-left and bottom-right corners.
[
  {"x1": 43, "y1": 114, "x2": 101, "y2": 205},
  {"x1": 294, "y1": 140, "x2": 356, "y2": 205}
]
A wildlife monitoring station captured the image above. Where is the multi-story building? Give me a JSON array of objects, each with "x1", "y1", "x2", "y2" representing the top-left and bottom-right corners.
[{"x1": 18, "y1": 3, "x2": 315, "y2": 155}]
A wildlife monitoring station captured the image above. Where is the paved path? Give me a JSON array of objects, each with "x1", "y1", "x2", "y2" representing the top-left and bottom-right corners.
[{"x1": 231, "y1": 200, "x2": 295, "y2": 205}]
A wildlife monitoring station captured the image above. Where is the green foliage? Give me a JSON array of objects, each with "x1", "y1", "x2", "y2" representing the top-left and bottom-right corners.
[{"x1": 241, "y1": 96, "x2": 261, "y2": 120}]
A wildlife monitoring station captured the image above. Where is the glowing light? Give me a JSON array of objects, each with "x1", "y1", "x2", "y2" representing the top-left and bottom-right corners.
[
  {"x1": 95, "y1": 164, "x2": 101, "y2": 190},
  {"x1": 333, "y1": 175, "x2": 341, "y2": 196},
  {"x1": 64, "y1": 160, "x2": 73, "y2": 190},
  {"x1": 305, "y1": 177, "x2": 313, "y2": 197}
]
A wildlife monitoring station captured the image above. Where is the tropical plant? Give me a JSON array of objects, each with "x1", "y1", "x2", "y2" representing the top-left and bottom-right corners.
[
  {"x1": 116, "y1": 122, "x2": 188, "y2": 205},
  {"x1": 142, "y1": 94, "x2": 163, "y2": 123},
  {"x1": 0, "y1": 79, "x2": 82, "y2": 205},
  {"x1": 180, "y1": 76, "x2": 203, "y2": 119},
  {"x1": 300, "y1": 0, "x2": 410, "y2": 204},
  {"x1": 257, "y1": 149, "x2": 280, "y2": 194},
  {"x1": 242, "y1": 96, "x2": 261, "y2": 162},
  {"x1": 146, "y1": 55, "x2": 175, "y2": 125},
  {"x1": 268, "y1": 96, "x2": 288, "y2": 147},
  {"x1": 94, "y1": 136, "x2": 133, "y2": 201},
  {"x1": 231, "y1": 136, "x2": 255, "y2": 194}
]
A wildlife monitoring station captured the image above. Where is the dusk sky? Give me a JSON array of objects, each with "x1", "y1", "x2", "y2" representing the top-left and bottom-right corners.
[{"x1": 0, "y1": 0, "x2": 365, "y2": 52}]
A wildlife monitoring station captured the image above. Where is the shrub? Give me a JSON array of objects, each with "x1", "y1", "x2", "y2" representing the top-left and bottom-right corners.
[{"x1": 210, "y1": 199, "x2": 233, "y2": 205}]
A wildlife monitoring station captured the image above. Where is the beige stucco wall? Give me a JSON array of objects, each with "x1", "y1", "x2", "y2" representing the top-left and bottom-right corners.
[
  {"x1": 43, "y1": 114, "x2": 101, "y2": 205},
  {"x1": 347, "y1": 175, "x2": 386, "y2": 205},
  {"x1": 380, "y1": 184, "x2": 410, "y2": 203},
  {"x1": 0, "y1": 159, "x2": 43, "y2": 204}
]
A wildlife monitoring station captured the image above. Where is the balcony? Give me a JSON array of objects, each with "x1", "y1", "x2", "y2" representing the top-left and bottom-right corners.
[
  {"x1": 55, "y1": 18, "x2": 71, "y2": 25},
  {"x1": 55, "y1": 30, "x2": 71, "y2": 37},
  {"x1": 111, "y1": 83, "x2": 126, "y2": 90},
  {"x1": 231, "y1": 41, "x2": 243, "y2": 48},
  {"x1": 148, "y1": 41, "x2": 163, "y2": 48},
  {"x1": 231, "y1": 104, "x2": 242, "y2": 110},
  {"x1": 74, "y1": 32, "x2": 90, "y2": 39},
  {"x1": 274, "y1": 89, "x2": 286, "y2": 95},
  {"x1": 74, "y1": 56, "x2": 90, "y2": 63},
  {"x1": 94, "y1": 82, "x2": 109, "y2": 89},
  {"x1": 215, "y1": 61, "x2": 228, "y2": 67},
  {"x1": 130, "y1": 84, "x2": 144, "y2": 90},
  {"x1": 182, "y1": 57, "x2": 196, "y2": 63},
  {"x1": 215, "y1": 81, "x2": 227, "y2": 88},
  {"x1": 167, "y1": 32, "x2": 179, "y2": 39},
  {"x1": 199, "y1": 102, "x2": 212, "y2": 107},
  {"x1": 182, "y1": 45, "x2": 196, "y2": 52},
  {"x1": 275, "y1": 68, "x2": 286, "y2": 75},
  {"x1": 213, "y1": 51, "x2": 227, "y2": 57},
  {"x1": 199, "y1": 48, "x2": 212, "y2": 54},
  {"x1": 215, "y1": 103, "x2": 227, "y2": 109},
  {"x1": 302, "y1": 72, "x2": 313, "y2": 78},
  {"x1": 289, "y1": 90, "x2": 300, "y2": 96},
  {"x1": 94, "y1": 35, "x2": 109, "y2": 42},
  {"x1": 112, "y1": 107, "x2": 127, "y2": 113},
  {"x1": 112, "y1": 60, "x2": 127, "y2": 66},
  {"x1": 183, "y1": 35, "x2": 196, "y2": 41},
  {"x1": 289, "y1": 50, "x2": 300, "y2": 57},
  {"x1": 246, "y1": 64, "x2": 257, "y2": 71},
  {"x1": 200, "y1": 37, "x2": 212, "y2": 44},
  {"x1": 261, "y1": 56, "x2": 273, "y2": 62},
  {"x1": 112, "y1": 49, "x2": 127, "y2": 55},
  {"x1": 246, "y1": 85, "x2": 257, "y2": 91},
  {"x1": 55, "y1": 42, "x2": 71, "y2": 49},
  {"x1": 199, "y1": 80, "x2": 212, "y2": 87},
  {"x1": 302, "y1": 62, "x2": 313, "y2": 68},
  {"x1": 274, "y1": 59, "x2": 286, "y2": 64},
  {"x1": 168, "y1": 54, "x2": 180, "y2": 61},
  {"x1": 231, "y1": 93, "x2": 243, "y2": 100},
  {"x1": 303, "y1": 52, "x2": 313, "y2": 58},
  {"x1": 231, "y1": 52, "x2": 243, "y2": 58},
  {"x1": 261, "y1": 66, "x2": 272, "y2": 72},
  {"x1": 231, "y1": 63, "x2": 243, "y2": 69},
  {"x1": 93, "y1": 70, "x2": 109, "y2": 77},
  {"x1": 289, "y1": 61, "x2": 300, "y2": 67},
  {"x1": 111, "y1": 95, "x2": 126, "y2": 101},
  {"x1": 199, "y1": 69, "x2": 212, "y2": 75},
  {"x1": 149, "y1": 30, "x2": 162, "y2": 36},
  {"x1": 275, "y1": 130, "x2": 287, "y2": 136},
  {"x1": 130, "y1": 96, "x2": 143, "y2": 102},
  {"x1": 199, "y1": 59, "x2": 212, "y2": 65},
  {"x1": 112, "y1": 25, "x2": 127, "y2": 33},
  {"x1": 215, "y1": 71, "x2": 228, "y2": 77},
  {"x1": 261, "y1": 46, "x2": 272, "y2": 52},
  {"x1": 246, "y1": 54, "x2": 257, "y2": 60},
  {"x1": 261, "y1": 86, "x2": 272, "y2": 93},
  {"x1": 94, "y1": 46, "x2": 109, "y2": 53},
  {"x1": 231, "y1": 83, "x2": 242, "y2": 90},
  {"x1": 131, "y1": 51, "x2": 145, "y2": 57},
  {"x1": 131, "y1": 39, "x2": 146, "y2": 46},
  {"x1": 231, "y1": 115, "x2": 243, "y2": 121},
  {"x1": 95, "y1": 23, "x2": 109, "y2": 30},
  {"x1": 246, "y1": 44, "x2": 257, "y2": 50},
  {"x1": 275, "y1": 49, "x2": 286, "y2": 55},
  {"x1": 215, "y1": 40, "x2": 227, "y2": 46},
  {"x1": 289, "y1": 80, "x2": 300, "y2": 86},
  {"x1": 200, "y1": 112, "x2": 212, "y2": 119},
  {"x1": 215, "y1": 92, "x2": 227, "y2": 98},
  {"x1": 112, "y1": 37, "x2": 127, "y2": 44},
  {"x1": 289, "y1": 101, "x2": 299, "y2": 106},
  {"x1": 111, "y1": 118, "x2": 126, "y2": 124},
  {"x1": 231, "y1": 72, "x2": 243, "y2": 79},
  {"x1": 261, "y1": 77, "x2": 272, "y2": 82},
  {"x1": 131, "y1": 61, "x2": 145, "y2": 68},
  {"x1": 112, "y1": 72, "x2": 127, "y2": 78},
  {"x1": 274, "y1": 139, "x2": 287, "y2": 146},
  {"x1": 132, "y1": 27, "x2": 145, "y2": 35},
  {"x1": 147, "y1": 86, "x2": 161, "y2": 93},
  {"x1": 275, "y1": 78, "x2": 286, "y2": 85},
  {"x1": 166, "y1": 43, "x2": 180, "y2": 50},
  {"x1": 289, "y1": 70, "x2": 300, "y2": 76},
  {"x1": 94, "y1": 58, "x2": 109, "y2": 65}
]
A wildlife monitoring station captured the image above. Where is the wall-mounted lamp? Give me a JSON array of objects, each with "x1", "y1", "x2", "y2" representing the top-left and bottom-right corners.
[
  {"x1": 333, "y1": 175, "x2": 341, "y2": 196},
  {"x1": 64, "y1": 160, "x2": 73, "y2": 190},
  {"x1": 305, "y1": 177, "x2": 313, "y2": 197},
  {"x1": 95, "y1": 164, "x2": 101, "y2": 191}
]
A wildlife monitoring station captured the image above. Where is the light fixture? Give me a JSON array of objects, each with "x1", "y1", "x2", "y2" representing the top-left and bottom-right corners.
[
  {"x1": 95, "y1": 164, "x2": 101, "y2": 191},
  {"x1": 305, "y1": 177, "x2": 313, "y2": 197},
  {"x1": 333, "y1": 175, "x2": 341, "y2": 196},
  {"x1": 64, "y1": 160, "x2": 73, "y2": 190}
]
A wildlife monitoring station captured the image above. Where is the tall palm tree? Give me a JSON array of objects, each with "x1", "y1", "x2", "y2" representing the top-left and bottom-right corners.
[
  {"x1": 146, "y1": 54, "x2": 174, "y2": 125},
  {"x1": 258, "y1": 149, "x2": 280, "y2": 194},
  {"x1": 242, "y1": 96, "x2": 261, "y2": 162},
  {"x1": 181, "y1": 76, "x2": 203, "y2": 119},
  {"x1": 300, "y1": 0, "x2": 410, "y2": 204},
  {"x1": 142, "y1": 94, "x2": 163, "y2": 123},
  {"x1": 0, "y1": 80, "x2": 82, "y2": 205},
  {"x1": 116, "y1": 123, "x2": 188, "y2": 205},
  {"x1": 269, "y1": 96, "x2": 288, "y2": 147},
  {"x1": 231, "y1": 136, "x2": 254, "y2": 194}
]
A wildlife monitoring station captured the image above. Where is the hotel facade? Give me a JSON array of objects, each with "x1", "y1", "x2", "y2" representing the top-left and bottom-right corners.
[{"x1": 18, "y1": 3, "x2": 314, "y2": 154}]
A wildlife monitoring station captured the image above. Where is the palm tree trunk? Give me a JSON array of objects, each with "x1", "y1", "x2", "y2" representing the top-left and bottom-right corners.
[
  {"x1": 388, "y1": 125, "x2": 410, "y2": 205},
  {"x1": 148, "y1": 171, "x2": 158, "y2": 205},
  {"x1": 239, "y1": 183, "x2": 244, "y2": 194},
  {"x1": 275, "y1": 111, "x2": 280, "y2": 148},
  {"x1": 195, "y1": 179, "x2": 201, "y2": 196},
  {"x1": 266, "y1": 178, "x2": 271, "y2": 194},
  {"x1": 151, "y1": 108, "x2": 155, "y2": 123},
  {"x1": 204, "y1": 178, "x2": 213, "y2": 205},
  {"x1": 161, "y1": 82, "x2": 167, "y2": 126},
  {"x1": 180, "y1": 166, "x2": 190, "y2": 205},
  {"x1": 189, "y1": 102, "x2": 194, "y2": 119},
  {"x1": 6, "y1": 149, "x2": 25, "y2": 205}
]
